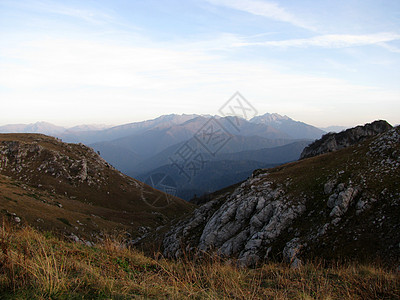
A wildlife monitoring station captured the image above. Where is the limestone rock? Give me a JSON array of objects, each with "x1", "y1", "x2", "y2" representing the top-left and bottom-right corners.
[
  {"x1": 164, "y1": 174, "x2": 307, "y2": 266},
  {"x1": 327, "y1": 185, "x2": 359, "y2": 217}
]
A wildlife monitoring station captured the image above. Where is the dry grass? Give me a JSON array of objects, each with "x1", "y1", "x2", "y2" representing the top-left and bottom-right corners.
[{"x1": 0, "y1": 221, "x2": 399, "y2": 299}]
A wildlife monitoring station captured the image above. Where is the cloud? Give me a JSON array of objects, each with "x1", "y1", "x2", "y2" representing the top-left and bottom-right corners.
[
  {"x1": 234, "y1": 32, "x2": 400, "y2": 49},
  {"x1": 18, "y1": 0, "x2": 114, "y2": 24},
  {"x1": 378, "y1": 42, "x2": 400, "y2": 53},
  {"x1": 206, "y1": 0, "x2": 314, "y2": 30},
  {"x1": 0, "y1": 39, "x2": 203, "y2": 89},
  {"x1": 1, "y1": 36, "x2": 399, "y2": 127}
]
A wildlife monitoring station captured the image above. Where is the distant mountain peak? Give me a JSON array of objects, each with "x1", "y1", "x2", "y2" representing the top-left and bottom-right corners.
[
  {"x1": 33, "y1": 121, "x2": 56, "y2": 125},
  {"x1": 250, "y1": 113, "x2": 325, "y2": 140},
  {"x1": 67, "y1": 124, "x2": 113, "y2": 132},
  {"x1": 251, "y1": 113, "x2": 291, "y2": 123}
]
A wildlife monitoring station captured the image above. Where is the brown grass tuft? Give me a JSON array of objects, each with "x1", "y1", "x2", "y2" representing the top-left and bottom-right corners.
[{"x1": 0, "y1": 220, "x2": 399, "y2": 299}]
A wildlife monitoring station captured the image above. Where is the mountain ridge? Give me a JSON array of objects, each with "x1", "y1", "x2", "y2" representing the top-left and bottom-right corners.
[{"x1": 300, "y1": 120, "x2": 392, "y2": 159}]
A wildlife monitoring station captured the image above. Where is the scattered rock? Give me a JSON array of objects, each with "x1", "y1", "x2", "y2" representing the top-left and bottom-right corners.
[
  {"x1": 327, "y1": 186, "x2": 359, "y2": 217},
  {"x1": 69, "y1": 233, "x2": 80, "y2": 243},
  {"x1": 283, "y1": 238, "x2": 303, "y2": 268}
]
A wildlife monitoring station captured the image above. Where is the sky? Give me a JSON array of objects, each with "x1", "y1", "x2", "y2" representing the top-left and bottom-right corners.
[{"x1": 0, "y1": 0, "x2": 399, "y2": 128}]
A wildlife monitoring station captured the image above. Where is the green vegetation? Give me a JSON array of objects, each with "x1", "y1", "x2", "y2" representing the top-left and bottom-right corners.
[{"x1": 0, "y1": 222, "x2": 398, "y2": 299}]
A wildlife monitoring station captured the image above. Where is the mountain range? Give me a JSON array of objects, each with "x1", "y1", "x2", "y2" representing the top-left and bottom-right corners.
[
  {"x1": 0, "y1": 113, "x2": 326, "y2": 199},
  {"x1": 0, "y1": 121, "x2": 112, "y2": 136}
]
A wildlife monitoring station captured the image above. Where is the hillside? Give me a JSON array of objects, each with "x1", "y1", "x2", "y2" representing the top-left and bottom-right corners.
[
  {"x1": 137, "y1": 160, "x2": 277, "y2": 201},
  {"x1": 0, "y1": 134, "x2": 193, "y2": 243},
  {"x1": 133, "y1": 141, "x2": 309, "y2": 201},
  {"x1": 216, "y1": 141, "x2": 311, "y2": 164},
  {"x1": 163, "y1": 124, "x2": 400, "y2": 267}
]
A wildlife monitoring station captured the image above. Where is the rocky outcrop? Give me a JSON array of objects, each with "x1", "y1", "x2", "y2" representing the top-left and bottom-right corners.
[
  {"x1": 0, "y1": 136, "x2": 115, "y2": 188},
  {"x1": 163, "y1": 125, "x2": 400, "y2": 266},
  {"x1": 163, "y1": 195, "x2": 227, "y2": 258},
  {"x1": 197, "y1": 179, "x2": 306, "y2": 267},
  {"x1": 163, "y1": 172, "x2": 308, "y2": 266},
  {"x1": 300, "y1": 120, "x2": 392, "y2": 159},
  {"x1": 326, "y1": 184, "x2": 359, "y2": 217}
]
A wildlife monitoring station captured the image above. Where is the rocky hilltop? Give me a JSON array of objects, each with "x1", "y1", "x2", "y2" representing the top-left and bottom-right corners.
[
  {"x1": 163, "y1": 123, "x2": 400, "y2": 266},
  {"x1": 300, "y1": 120, "x2": 392, "y2": 159},
  {"x1": 0, "y1": 133, "x2": 192, "y2": 242},
  {"x1": 0, "y1": 134, "x2": 114, "y2": 188}
]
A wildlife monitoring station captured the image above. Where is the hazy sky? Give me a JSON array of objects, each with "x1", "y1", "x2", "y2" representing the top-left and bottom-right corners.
[{"x1": 1, "y1": 0, "x2": 399, "y2": 127}]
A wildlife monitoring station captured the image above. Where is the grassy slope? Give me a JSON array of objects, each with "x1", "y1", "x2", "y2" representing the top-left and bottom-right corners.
[
  {"x1": 0, "y1": 133, "x2": 194, "y2": 242},
  {"x1": 0, "y1": 222, "x2": 399, "y2": 299},
  {"x1": 251, "y1": 129, "x2": 400, "y2": 263},
  {"x1": 0, "y1": 133, "x2": 190, "y2": 213},
  {"x1": 0, "y1": 174, "x2": 139, "y2": 241}
]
